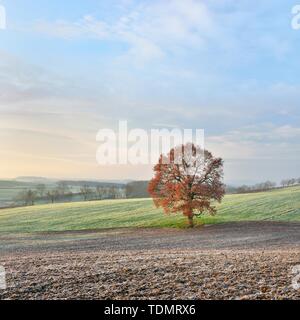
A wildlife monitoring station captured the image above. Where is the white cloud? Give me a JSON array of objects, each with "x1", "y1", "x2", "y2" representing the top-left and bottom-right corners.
[
  {"x1": 207, "y1": 123, "x2": 300, "y2": 160},
  {"x1": 33, "y1": 0, "x2": 215, "y2": 62},
  {"x1": 34, "y1": 15, "x2": 109, "y2": 40}
]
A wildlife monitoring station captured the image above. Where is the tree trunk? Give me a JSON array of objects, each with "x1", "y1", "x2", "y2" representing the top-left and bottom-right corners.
[{"x1": 188, "y1": 215, "x2": 194, "y2": 228}]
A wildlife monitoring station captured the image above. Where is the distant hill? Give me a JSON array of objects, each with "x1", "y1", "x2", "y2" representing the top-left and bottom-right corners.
[
  {"x1": 0, "y1": 180, "x2": 36, "y2": 188},
  {"x1": 15, "y1": 177, "x2": 129, "y2": 185},
  {"x1": 15, "y1": 177, "x2": 56, "y2": 184},
  {"x1": 60, "y1": 180, "x2": 125, "y2": 188},
  {"x1": 0, "y1": 180, "x2": 39, "y2": 208}
]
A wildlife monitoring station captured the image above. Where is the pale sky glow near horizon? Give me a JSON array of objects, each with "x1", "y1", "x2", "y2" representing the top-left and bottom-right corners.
[{"x1": 0, "y1": 0, "x2": 300, "y2": 185}]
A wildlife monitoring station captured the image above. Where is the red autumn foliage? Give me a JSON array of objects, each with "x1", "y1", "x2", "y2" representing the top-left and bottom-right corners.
[{"x1": 148, "y1": 143, "x2": 225, "y2": 227}]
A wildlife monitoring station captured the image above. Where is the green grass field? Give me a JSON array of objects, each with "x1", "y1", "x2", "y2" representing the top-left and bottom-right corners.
[{"x1": 0, "y1": 186, "x2": 299, "y2": 234}]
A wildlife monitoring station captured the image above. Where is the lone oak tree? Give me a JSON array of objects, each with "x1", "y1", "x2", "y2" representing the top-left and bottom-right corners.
[{"x1": 148, "y1": 143, "x2": 225, "y2": 227}]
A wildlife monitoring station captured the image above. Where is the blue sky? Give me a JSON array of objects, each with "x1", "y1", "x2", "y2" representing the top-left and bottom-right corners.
[{"x1": 0, "y1": 0, "x2": 300, "y2": 184}]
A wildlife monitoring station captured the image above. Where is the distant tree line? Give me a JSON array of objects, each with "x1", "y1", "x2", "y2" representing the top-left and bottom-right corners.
[
  {"x1": 227, "y1": 177, "x2": 300, "y2": 194},
  {"x1": 14, "y1": 181, "x2": 126, "y2": 207},
  {"x1": 280, "y1": 178, "x2": 300, "y2": 187},
  {"x1": 234, "y1": 181, "x2": 277, "y2": 194},
  {"x1": 79, "y1": 184, "x2": 126, "y2": 201},
  {"x1": 12, "y1": 176, "x2": 300, "y2": 207},
  {"x1": 125, "y1": 178, "x2": 300, "y2": 197}
]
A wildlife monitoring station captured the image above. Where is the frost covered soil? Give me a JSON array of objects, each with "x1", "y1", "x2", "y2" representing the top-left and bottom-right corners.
[{"x1": 0, "y1": 222, "x2": 299, "y2": 300}]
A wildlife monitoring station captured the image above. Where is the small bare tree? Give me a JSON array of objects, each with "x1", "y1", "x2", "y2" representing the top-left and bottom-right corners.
[
  {"x1": 80, "y1": 185, "x2": 93, "y2": 201},
  {"x1": 36, "y1": 184, "x2": 46, "y2": 198},
  {"x1": 96, "y1": 186, "x2": 103, "y2": 200},
  {"x1": 46, "y1": 189, "x2": 59, "y2": 204},
  {"x1": 14, "y1": 190, "x2": 27, "y2": 206},
  {"x1": 109, "y1": 186, "x2": 117, "y2": 199},
  {"x1": 57, "y1": 181, "x2": 69, "y2": 197},
  {"x1": 19, "y1": 189, "x2": 36, "y2": 206}
]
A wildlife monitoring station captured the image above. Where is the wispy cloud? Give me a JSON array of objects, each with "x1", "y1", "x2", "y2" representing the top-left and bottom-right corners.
[
  {"x1": 34, "y1": 15, "x2": 110, "y2": 40},
  {"x1": 207, "y1": 123, "x2": 300, "y2": 161},
  {"x1": 33, "y1": 0, "x2": 215, "y2": 62}
]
